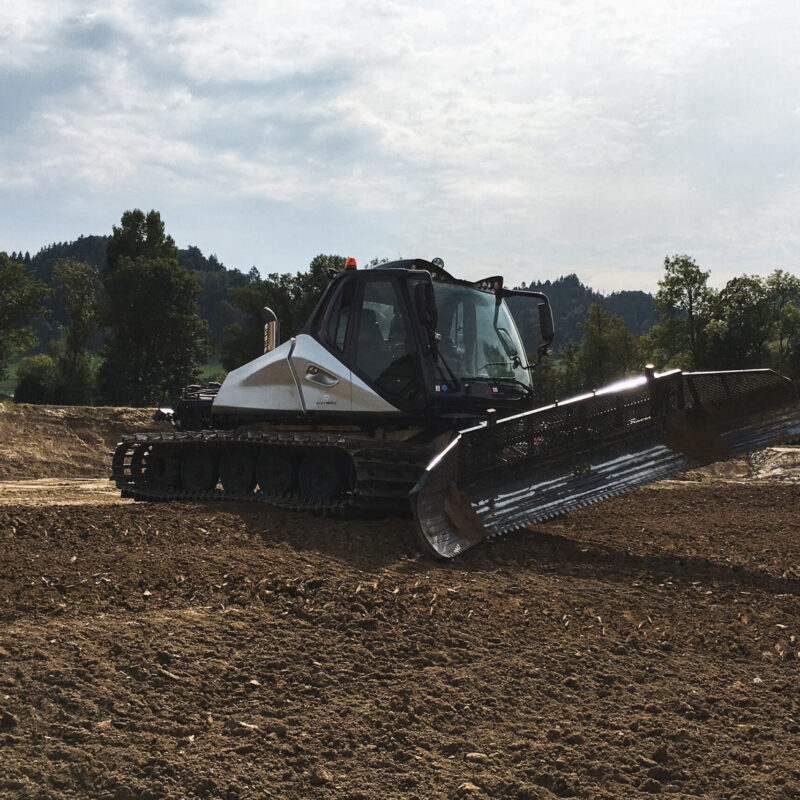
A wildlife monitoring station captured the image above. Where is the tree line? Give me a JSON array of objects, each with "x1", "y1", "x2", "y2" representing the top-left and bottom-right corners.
[
  {"x1": 528, "y1": 256, "x2": 800, "y2": 403},
  {"x1": 0, "y1": 210, "x2": 343, "y2": 406},
  {"x1": 2, "y1": 210, "x2": 799, "y2": 407}
]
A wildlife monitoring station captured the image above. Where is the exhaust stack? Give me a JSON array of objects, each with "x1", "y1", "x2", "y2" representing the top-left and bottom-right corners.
[{"x1": 263, "y1": 306, "x2": 280, "y2": 353}]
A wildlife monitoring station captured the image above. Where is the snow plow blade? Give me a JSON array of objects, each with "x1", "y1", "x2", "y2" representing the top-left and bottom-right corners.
[{"x1": 411, "y1": 369, "x2": 800, "y2": 559}]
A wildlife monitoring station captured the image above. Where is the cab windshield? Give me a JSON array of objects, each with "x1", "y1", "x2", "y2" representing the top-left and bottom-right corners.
[{"x1": 432, "y1": 283, "x2": 531, "y2": 387}]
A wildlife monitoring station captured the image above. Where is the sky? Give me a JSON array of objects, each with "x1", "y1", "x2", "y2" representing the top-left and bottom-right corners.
[{"x1": 2, "y1": 0, "x2": 799, "y2": 293}]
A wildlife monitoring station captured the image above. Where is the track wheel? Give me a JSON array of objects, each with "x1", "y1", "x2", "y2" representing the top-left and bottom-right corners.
[
  {"x1": 220, "y1": 448, "x2": 257, "y2": 496},
  {"x1": 130, "y1": 444, "x2": 147, "y2": 482},
  {"x1": 298, "y1": 450, "x2": 347, "y2": 502},
  {"x1": 256, "y1": 448, "x2": 296, "y2": 496},
  {"x1": 181, "y1": 449, "x2": 219, "y2": 492},
  {"x1": 145, "y1": 446, "x2": 179, "y2": 487}
]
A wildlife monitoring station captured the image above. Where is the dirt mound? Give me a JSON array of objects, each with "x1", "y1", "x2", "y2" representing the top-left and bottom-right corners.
[{"x1": 0, "y1": 402, "x2": 170, "y2": 480}]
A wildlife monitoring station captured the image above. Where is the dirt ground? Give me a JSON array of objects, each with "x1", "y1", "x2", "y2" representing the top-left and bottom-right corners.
[{"x1": 1, "y1": 405, "x2": 800, "y2": 799}]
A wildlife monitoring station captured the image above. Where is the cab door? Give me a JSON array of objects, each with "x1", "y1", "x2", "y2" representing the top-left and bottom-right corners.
[{"x1": 349, "y1": 274, "x2": 427, "y2": 414}]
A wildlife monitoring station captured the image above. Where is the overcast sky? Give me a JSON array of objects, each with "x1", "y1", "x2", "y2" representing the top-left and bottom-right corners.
[{"x1": 2, "y1": 0, "x2": 799, "y2": 292}]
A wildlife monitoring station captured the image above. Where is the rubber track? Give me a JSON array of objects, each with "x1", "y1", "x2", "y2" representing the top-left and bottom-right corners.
[{"x1": 111, "y1": 429, "x2": 432, "y2": 515}]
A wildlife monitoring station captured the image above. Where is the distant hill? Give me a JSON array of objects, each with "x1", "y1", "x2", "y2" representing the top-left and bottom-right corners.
[
  {"x1": 11, "y1": 236, "x2": 248, "y2": 346},
  {"x1": 603, "y1": 289, "x2": 657, "y2": 335},
  {"x1": 27, "y1": 235, "x2": 110, "y2": 285},
  {"x1": 510, "y1": 274, "x2": 656, "y2": 351},
  {"x1": 176, "y1": 246, "x2": 250, "y2": 343}
]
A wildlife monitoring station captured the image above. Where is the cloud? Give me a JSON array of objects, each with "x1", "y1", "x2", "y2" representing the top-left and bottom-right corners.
[{"x1": 1, "y1": 0, "x2": 799, "y2": 290}]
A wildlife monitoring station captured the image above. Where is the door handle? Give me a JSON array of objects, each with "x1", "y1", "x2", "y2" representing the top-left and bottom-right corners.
[{"x1": 304, "y1": 364, "x2": 339, "y2": 387}]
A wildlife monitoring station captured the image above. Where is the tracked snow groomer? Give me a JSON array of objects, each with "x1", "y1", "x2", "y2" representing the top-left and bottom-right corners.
[{"x1": 112, "y1": 258, "x2": 800, "y2": 558}]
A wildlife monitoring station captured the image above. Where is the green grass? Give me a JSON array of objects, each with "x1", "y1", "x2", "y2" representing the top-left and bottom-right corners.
[
  {"x1": 0, "y1": 358, "x2": 20, "y2": 396},
  {"x1": 199, "y1": 352, "x2": 226, "y2": 383}
]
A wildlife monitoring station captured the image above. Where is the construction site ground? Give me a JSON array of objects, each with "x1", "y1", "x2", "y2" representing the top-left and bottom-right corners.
[{"x1": 1, "y1": 403, "x2": 800, "y2": 800}]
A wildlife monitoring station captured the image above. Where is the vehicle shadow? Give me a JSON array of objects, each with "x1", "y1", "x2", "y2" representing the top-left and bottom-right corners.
[
  {"x1": 212, "y1": 501, "x2": 424, "y2": 569},
  {"x1": 461, "y1": 525, "x2": 800, "y2": 597},
  {"x1": 224, "y1": 500, "x2": 800, "y2": 597}
]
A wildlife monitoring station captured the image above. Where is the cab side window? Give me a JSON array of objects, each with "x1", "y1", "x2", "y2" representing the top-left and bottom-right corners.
[
  {"x1": 322, "y1": 281, "x2": 354, "y2": 353},
  {"x1": 354, "y1": 279, "x2": 419, "y2": 400}
]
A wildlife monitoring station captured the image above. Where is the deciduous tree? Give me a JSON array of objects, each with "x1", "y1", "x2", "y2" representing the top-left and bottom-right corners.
[
  {"x1": 766, "y1": 269, "x2": 800, "y2": 373},
  {"x1": 98, "y1": 212, "x2": 210, "y2": 406},
  {"x1": 705, "y1": 275, "x2": 773, "y2": 369},
  {"x1": 653, "y1": 255, "x2": 712, "y2": 368},
  {"x1": 50, "y1": 259, "x2": 101, "y2": 404},
  {"x1": 572, "y1": 303, "x2": 640, "y2": 389},
  {"x1": 106, "y1": 209, "x2": 178, "y2": 274},
  {"x1": 14, "y1": 354, "x2": 57, "y2": 404},
  {"x1": 0, "y1": 252, "x2": 50, "y2": 381}
]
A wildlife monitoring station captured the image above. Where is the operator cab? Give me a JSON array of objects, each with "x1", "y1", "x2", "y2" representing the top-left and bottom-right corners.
[{"x1": 305, "y1": 257, "x2": 554, "y2": 421}]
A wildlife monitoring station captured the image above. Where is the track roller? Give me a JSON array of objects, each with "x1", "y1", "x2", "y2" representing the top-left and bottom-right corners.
[
  {"x1": 298, "y1": 450, "x2": 351, "y2": 502},
  {"x1": 180, "y1": 448, "x2": 219, "y2": 492},
  {"x1": 220, "y1": 447, "x2": 257, "y2": 495},
  {"x1": 145, "y1": 446, "x2": 180, "y2": 488},
  {"x1": 256, "y1": 447, "x2": 296, "y2": 496}
]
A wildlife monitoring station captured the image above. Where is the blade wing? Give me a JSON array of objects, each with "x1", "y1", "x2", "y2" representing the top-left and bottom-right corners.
[{"x1": 411, "y1": 369, "x2": 800, "y2": 559}]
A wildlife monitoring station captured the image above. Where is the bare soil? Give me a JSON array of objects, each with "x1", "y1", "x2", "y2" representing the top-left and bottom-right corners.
[{"x1": 1, "y1": 405, "x2": 800, "y2": 799}]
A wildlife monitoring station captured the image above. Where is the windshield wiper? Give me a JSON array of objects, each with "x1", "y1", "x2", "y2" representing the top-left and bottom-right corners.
[
  {"x1": 462, "y1": 375, "x2": 533, "y2": 396},
  {"x1": 432, "y1": 344, "x2": 461, "y2": 390},
  {"x1": 477, "y1": 353, "x2": 522, "y2": 372}
]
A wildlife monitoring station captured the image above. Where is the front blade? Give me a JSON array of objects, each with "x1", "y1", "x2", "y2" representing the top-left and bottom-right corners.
[{"x1": 411, "y1": 369, "x2": 800, "y2": 559}]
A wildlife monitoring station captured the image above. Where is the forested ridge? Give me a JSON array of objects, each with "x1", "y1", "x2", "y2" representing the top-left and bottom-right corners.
[
  {"x1": 8, "y1": 234, "x2": 250, "y2": 349},
  {"x1": 2, "y1": 209, "x2": 799, "y2": 406},
  {"x1": 7, "y1": 235, "x2": 651, "y2": 351}
]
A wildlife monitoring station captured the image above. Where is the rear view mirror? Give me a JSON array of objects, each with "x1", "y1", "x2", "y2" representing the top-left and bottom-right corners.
[
  {"x1": 494, "y1": 285, "x2": 553, "y2": 367},
  {"x1": 538, "y1": 302, "x2": 554, "y2": 345}
]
